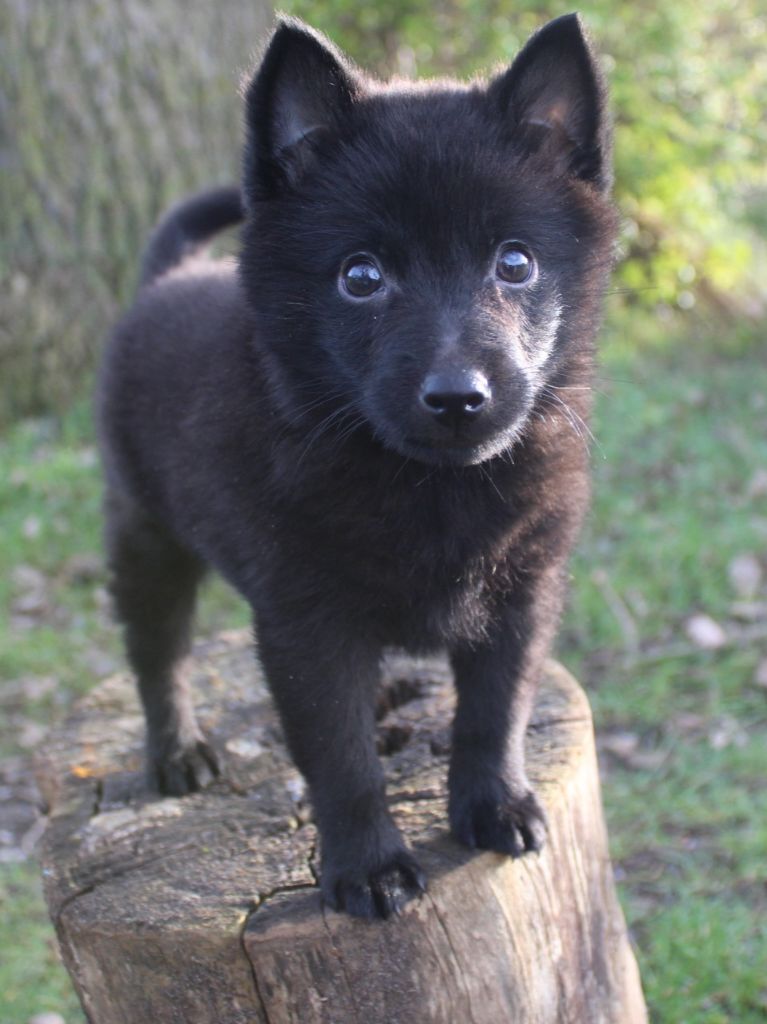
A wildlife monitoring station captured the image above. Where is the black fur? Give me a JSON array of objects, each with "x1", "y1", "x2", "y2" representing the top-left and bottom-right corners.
[{"x1": 98, "y1": 13, "x2": 617, "y2": 919}]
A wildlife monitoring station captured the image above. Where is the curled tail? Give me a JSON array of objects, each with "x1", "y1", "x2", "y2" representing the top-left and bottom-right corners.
[{"x1": 139, "y1": 185, "x2": 244, "y2": 289}]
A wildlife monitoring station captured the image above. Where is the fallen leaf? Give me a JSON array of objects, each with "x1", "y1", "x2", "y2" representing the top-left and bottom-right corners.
[
  {"x1": 685, "y1": 614, "x2": 727, "y2": 650},
  {"x1": 598, "y1": 732, "x2": 665, "y2": 771},
  {"x1": 708, "y1": 716, "x2": 748, "y2": 750},
  {"x1": 624, "y1": 749, "x2": 667, "y2": 771},
  {"x1": 599, "y1": 731, "x2": 640, "y2": 759},
  {"x1": 28, "y1": 1011, "x2": 67, "y2": 1024},
  {"x1": 12, "y1": 592, "x2": 47, "y2": 616},
  {"x1": 728, "y1": 553, "x2": 763, "y2": 599},
  {"x1": 11, "y1": 565, "x2": 47, "y2": 592}
]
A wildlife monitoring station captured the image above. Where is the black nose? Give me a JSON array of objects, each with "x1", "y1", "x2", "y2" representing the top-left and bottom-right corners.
[{"x1": 419, "y1": 370, "x2": 491, "y2": 427}]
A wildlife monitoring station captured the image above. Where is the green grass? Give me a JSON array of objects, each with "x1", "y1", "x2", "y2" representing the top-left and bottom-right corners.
[
  {"x1": 559, "y1": 321, "x2": 767, "y2": 1023},
  {"x1": 0, "y1": 405, "x2": 247, "y2": 757},
  {"x1": 1, "y1": 317, "x2": 766, "y2": 1022},
  {"x1": 0, "y1": 864, "x2": 85, "y2": 1022}
]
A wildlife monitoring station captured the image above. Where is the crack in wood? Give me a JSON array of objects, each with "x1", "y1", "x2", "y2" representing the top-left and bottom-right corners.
[
  {"x1": 320, "y1": 904, "x2": 364, "y2": 1024},
  {"x1": 252, "y1": 881, "x2": 317, "y2": 909},
  {"x1": 426, "y1": 890, "x2": 482, "y2": 1024},
  {"x1": 240, "y1": 906, "x2": 275, "y2": 1024},
  {"x1": 528, "y1": 713, "x2": 591, "y2": 730}
]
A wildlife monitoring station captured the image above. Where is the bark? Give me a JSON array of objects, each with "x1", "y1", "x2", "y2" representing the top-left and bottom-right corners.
[{"x1": 1, "y1": 0, "x2": 272, "y2": 422}]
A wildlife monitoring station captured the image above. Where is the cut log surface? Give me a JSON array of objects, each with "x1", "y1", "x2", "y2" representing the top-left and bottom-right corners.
[{"x1": 37, "y1": 630, "x2": 647, "y2": 1024}]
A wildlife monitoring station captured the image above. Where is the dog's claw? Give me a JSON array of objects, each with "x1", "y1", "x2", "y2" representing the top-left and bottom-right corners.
[
  {"x1": 151, "y1": 739, "x2": 220, "y2": 796},
  {"x1": 323, "y1": 850, "x2": 427, "y2": 919},
  {"x1": 451, "y1": 787, "x2": 547, "y2": 857}
]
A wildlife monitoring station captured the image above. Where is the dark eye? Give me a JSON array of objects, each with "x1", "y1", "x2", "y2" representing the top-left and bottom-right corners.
[
  {"x1": 340, "y1": 256, "x2": 384, "y2": 298},
  {"x1": 496, "y1": 244, "x2": 535, "y2": 285}
]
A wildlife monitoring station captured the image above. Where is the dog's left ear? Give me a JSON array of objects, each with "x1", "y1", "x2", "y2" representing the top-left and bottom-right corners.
[
  {"x1": 489, "y1": 13, "x2": 612, "y2": 191},
  {"x1": 243, "y1": 18, "x2": 364, "y2": 202}
]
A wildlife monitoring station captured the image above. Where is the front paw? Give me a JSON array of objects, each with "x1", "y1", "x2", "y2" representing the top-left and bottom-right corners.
[
  {"x1": 322, "y1": 848, "x2": 427, "y2": 919},
  {"x1": 149, "y1": 736, "x2": 220, "y2": 796},
  {"x1": 450, "y1": 781, "x2": 547, "y2": 857}
]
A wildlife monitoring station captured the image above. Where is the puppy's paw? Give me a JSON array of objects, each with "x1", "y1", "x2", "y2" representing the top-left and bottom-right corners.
[
  {"x1": 450, "y1": 783, "x2": 547, "y2": 857},
  {"x1": 150, "y1": 738, "x2": 220, "y2": 796},
  {"x1": 322, "y1": 849, "x2": 427, "y2": 920}
]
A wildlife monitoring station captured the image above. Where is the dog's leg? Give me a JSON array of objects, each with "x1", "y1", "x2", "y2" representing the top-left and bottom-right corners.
[
  {"x1": 447, "y1": 565, "x2": 566, "y2": 855},
  {"x1": 105, "y1": 491, "x2": 217, "y2": 795},
  {"x1": 256, "y1": 617, "x2": 426, "y2": 918}
]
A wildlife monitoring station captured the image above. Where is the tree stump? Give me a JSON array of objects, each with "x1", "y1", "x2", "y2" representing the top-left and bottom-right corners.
[{"x1": 37, "y1": 629, "x2": 647, "y2": 1024}]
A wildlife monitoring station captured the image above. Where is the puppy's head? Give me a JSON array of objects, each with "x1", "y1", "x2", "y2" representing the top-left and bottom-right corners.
[{"x1": 240, "y1": 15, "x2": 616, "y2": 466}]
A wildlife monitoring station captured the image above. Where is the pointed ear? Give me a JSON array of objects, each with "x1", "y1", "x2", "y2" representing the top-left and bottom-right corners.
[
  {"x1": 243, "y1": 18, "x2": 363, "y2": 201},
  {"x1": 489, "y1": 13, "x2": 612, "y2": 191}
]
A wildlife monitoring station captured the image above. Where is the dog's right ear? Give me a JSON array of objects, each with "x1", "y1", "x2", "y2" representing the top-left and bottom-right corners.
[
  {"x1": 243, "y1": 19, "x2": 363, "y2": 201},
  {"x1": 489, "y1": 14, "x2": 612, "y2": 192}
]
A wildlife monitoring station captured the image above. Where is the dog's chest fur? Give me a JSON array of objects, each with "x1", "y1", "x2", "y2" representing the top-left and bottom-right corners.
[{"x1": 253, "y1": 410, "x2": 583, "y2": 650}]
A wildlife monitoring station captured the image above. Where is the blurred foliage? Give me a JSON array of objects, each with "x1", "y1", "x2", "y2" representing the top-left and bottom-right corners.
[
  {"x1": 284, "y1": 0, "x2": 767, "y2": 313},
  {"x1": 2, "y1": 0, "x2": 765, "y2": 422}
]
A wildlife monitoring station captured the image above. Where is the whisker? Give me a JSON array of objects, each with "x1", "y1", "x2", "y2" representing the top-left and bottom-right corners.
[
  {"x1": 286, "y1": 389, "x2": 350, "y2": 422},
  {"x1": 389, "y1": 454, "x2": 413, "y2": 487},
  {"x1": 540, "y1": 388, "x2": 605, "y2": 459},
  {"x1": 333, "y1": 414, "x2": 367, "y2": 449},
  {"x1": 546, "y1": 381, "x2": 612, "y2": 402},
  {"x1": 415, "y1": 468, "x2": 438, "y2": 488},
  {"x1": 544, "y1": 384, "x2": 592, "y2": 391},
  {"x1": 295, "y1": 401, "x2": 360, "y2": 468},
  {"x1": 270, "y1": 385, "x2": 355, "y2": 449},
  {"x1": 542, "y1": 393, "x2": 585, "y2": 436},
  {"x1": 480, "y1": 463, "x2": 506, "y2": 504}
]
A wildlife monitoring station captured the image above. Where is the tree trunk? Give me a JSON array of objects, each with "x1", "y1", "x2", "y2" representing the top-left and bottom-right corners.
[{"x1": 37, "y1": 629, "x2": 647, "y2": 1024}]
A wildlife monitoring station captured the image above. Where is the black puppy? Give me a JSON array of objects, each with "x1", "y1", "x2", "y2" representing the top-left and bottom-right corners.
[{"x1": 99, "y1": 13, "x2": 616, "y2": 919}]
